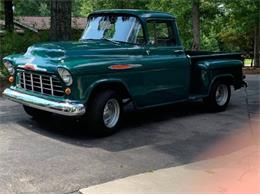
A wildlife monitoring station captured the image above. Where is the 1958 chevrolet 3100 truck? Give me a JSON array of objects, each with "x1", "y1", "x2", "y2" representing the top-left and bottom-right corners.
[{"x1": 2, "y1": 9, "x2": 246, "y2": 135}]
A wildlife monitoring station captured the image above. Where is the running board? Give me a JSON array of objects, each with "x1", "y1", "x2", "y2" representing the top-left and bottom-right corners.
[{"x1": 188, "y1": 94, "x2": 207, "y2": 101}]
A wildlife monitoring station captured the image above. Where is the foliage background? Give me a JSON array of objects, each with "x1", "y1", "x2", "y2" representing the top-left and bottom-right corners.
[
  {"x1": 1, "y1": 0, "x2": 258, "y2": 52},
  {"x1": 0, "y1": 0, "x2": 259, "y2": 78}
]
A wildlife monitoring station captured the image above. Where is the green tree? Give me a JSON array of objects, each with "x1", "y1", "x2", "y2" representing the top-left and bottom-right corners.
[
  {"x1": 218, "y1": 0, "x2": 259, "y2": 66},
  {"x1": 14, "y1": 0, "x2": 50, "y2": 16},
  {"x1": 0, "y1": 0, "x2": 4, "y2": 20},
  {"x1": 77, "y1": 0, "x2": 148, "y2": 16},
  {"x1": 38, "y1": 1, "x2": 50, "y2": 16},
  {"x1": 2, "y1": 0, "x2": 258, "y2": 62}
]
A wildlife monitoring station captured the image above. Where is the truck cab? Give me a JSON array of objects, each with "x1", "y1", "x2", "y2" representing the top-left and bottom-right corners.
[{"x1": 2, "y1": 9, "x2": 245, "y2": 135}]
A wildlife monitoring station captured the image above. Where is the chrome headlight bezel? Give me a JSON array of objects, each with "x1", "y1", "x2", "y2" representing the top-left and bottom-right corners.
[
  {"x1": 3, "y1": 60, "x2": 15, "y2": 75},
  {"x1": 57, "y1": 67, "x2": 73, "y2": 86}
]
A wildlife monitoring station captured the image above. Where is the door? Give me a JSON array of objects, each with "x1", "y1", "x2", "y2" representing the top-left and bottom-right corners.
[{"x1": 137, "y1": 19, "x2": 190, "y2": 107}]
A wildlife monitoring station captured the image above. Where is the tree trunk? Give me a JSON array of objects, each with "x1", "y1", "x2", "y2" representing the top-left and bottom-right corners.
[
  {"x1": 3, "y1": 0, "x2": 14, "y2": 31},
  {"x1": 50, "y1": 0, "x2": 72, "y2": 41},
  {"x1": 191, "y1": 0, "x2": 200, "y2": 51},
  {"x1": 253, "y1": 2, "x2": 260, "y2": 67}
]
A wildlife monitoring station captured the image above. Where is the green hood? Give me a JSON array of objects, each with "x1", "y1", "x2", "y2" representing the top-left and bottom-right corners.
[
  {"x1": 25, "y1": 40, "x2": 139, "y2": 58},
  {"x1": 5, "y1": 40, "x2": 144, "y2": 74}
]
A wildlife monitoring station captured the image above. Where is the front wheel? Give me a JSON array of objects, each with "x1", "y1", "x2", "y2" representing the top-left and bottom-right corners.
[
  {"x1": 203, "y1": 81, "x2": 231, "y2": 112},
  {"x1": 86, "y1": 90, "x2": 123, "y2": 136}
]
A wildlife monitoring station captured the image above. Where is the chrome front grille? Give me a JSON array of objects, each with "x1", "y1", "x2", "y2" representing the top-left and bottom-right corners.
[{"x1": 17, "y1": 70, "x2": 64, "y2": 97}]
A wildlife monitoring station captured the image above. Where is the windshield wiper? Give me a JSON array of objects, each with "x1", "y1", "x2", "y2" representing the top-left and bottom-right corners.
[
  {"x1": 81, "y1": 38, "x2": 122, "y2": 45},
  {"x1": 80, "y1": 38, "x2": 99, "y2": 41},
  {"x1": 101, "y1": 38, "x2": 120, "y2": 44}
]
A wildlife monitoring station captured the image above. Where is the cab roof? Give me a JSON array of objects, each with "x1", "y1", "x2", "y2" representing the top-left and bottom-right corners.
[{"x1": 91, "y1": 9, "x2": 176, "y2": 20}]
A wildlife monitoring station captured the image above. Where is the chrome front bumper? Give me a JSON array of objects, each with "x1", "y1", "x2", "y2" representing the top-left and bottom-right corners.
[{"x1": 2, "y1": 88, "x2": 86, "y2": 116}]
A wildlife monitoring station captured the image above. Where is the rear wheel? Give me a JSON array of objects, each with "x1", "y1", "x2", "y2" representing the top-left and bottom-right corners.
[
  {"x1": 203, "y1": 81, "x2": 231, "y2": 111},
  {"x1": 86, "y1": 90, "x2": 122, "y2": 136},
  {"x1": 23, "y1": 105, "x2": 52, "y2": 118}
]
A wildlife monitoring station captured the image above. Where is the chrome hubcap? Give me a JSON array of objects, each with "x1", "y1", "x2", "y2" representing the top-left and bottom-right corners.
[
  {"x1": 103, "y1": 99, "x2": 120, "y2": 128},
  {"x1": 215, "y1": 84, "x2": 228, "y2": 106}
]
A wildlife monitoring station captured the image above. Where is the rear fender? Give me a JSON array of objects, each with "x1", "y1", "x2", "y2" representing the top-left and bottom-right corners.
[{"x1": 208, "y1": 74, "x2": 234, "y2": 95}]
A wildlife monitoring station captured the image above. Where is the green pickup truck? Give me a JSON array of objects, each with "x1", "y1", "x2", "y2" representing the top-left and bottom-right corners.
[{"x1": 2, "y1": 9, "x2": 246, "y2": 135}]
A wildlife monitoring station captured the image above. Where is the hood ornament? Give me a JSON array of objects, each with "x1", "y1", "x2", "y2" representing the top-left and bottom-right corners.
[{"x1": 19, "y1": 64, "x2": 47, "y2": 72}]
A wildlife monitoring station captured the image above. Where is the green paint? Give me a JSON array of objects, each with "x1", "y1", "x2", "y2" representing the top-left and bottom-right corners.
[{"x1": 3, "y1": 10, "x2": 244, "y2": 110}]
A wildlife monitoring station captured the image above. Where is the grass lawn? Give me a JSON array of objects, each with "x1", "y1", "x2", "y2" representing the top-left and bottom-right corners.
[{"x1": 244, "y1": 59, "x2": 253, "y2": 66}]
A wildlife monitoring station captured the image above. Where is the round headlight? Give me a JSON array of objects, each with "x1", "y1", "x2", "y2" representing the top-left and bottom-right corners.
[
  {"x1": 57, "y1": 68, "x2": 73, "y2": 86},
  {"x1": 3, "y1": 61, "x2": 15, "y2": 75}
]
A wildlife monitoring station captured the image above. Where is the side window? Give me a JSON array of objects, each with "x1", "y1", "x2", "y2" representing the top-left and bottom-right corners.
[
  {"x1": 147, "y1": 20, "x2": 176, "y2": 46},
  {"x1": 136, "y1": 26, "x2": 145, "y2": 44}
]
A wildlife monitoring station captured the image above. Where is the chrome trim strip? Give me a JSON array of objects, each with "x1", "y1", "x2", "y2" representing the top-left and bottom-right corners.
[
  {"x1": 17, "y1": 73, "x2": 21, "y2": 88},
  {"x1": 18, "y1": 64, "x2": 47, "y2": 72},
  {"x1": 40, "y1": 75, "x2": 43, "y2": 93},
  {"x1": 50, "y1": 77, "x2": 54, "y2": 96},
  {"x1": 23, "y1": 72, "x2": 26, "y2": 90},
  {"x1": 2, "y1": 88, "x2": 85, "y2": 116},
  {"x1": 30, "y1": 73, "x2": 34, "y2": 91}
]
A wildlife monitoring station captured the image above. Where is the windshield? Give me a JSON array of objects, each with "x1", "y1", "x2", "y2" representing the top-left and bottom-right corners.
[{"x1": 81, "y1": 15, "x2": 144, "y2": 44}]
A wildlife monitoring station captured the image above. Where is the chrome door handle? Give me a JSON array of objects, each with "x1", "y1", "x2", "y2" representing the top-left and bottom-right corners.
[{"x1": 173, "y1": 50, "x2": 183, "y2": 54}]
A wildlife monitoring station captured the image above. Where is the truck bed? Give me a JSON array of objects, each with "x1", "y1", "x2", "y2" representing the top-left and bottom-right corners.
[
  {"x1": 186, "y1": 51, "x2": 243, "y2": 62},
  {"x1": 186, "y1": 51, "x2": 244, "y2": 95}
]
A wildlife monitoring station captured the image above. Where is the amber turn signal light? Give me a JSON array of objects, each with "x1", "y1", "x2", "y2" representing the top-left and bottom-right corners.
[
  {"x1": 64, "y1": 87, "x2": 71, "y2": 95},
  {"x1": 8, "y1": 76, "x2": 14, "y2": 83}
]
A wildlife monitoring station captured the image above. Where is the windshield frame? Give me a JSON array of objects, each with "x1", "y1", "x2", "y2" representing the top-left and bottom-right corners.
[{"x1": 80, "y1": 13, "x2": 147, "y2": 45}]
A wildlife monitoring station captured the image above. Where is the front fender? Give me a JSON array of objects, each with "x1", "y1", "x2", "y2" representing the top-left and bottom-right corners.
[{"x1": 84, "y1": 78, "x2": 132, "y2": 105}]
